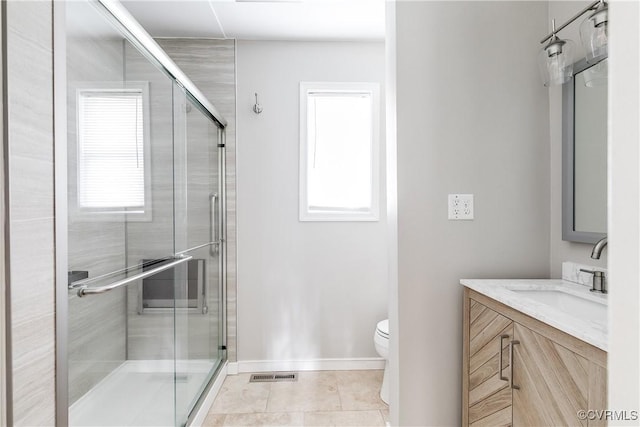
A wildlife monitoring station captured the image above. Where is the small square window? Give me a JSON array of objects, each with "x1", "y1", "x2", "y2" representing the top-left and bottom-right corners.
[{"x1": 299, "y1": 82, "x2": 380, "y2": 221}]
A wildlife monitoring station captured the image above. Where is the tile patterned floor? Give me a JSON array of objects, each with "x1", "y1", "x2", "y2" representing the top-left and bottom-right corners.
[{"x1": 203, "y1": 370, "x2": 389, "y2": 427}]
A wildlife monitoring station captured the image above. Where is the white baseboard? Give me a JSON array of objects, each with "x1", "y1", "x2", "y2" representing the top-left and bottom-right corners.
[
  {"x1": 190, "y1": 361, "x2": 228, "y2": 427},
  {"x1": 228, "y1": 357, "x2": 385, "y2": 374}
]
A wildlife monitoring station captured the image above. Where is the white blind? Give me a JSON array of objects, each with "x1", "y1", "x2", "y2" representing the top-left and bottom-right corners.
[
  {"x1": 78, "y1": 91, "x2": 145, "y2": 210},
  {"x1": 306, "y1": 92, "x2": 373, "y2": 211}
]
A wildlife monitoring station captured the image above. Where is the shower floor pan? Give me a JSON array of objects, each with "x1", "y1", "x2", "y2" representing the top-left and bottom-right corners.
[{"x1": 70, "y1": 359, "x2": 215, "y2": 426}]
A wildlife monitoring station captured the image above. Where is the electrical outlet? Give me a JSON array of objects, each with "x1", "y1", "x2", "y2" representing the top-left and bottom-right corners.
[{"x1": 448, "y1": 194, "x2": 474, "y2": 220}]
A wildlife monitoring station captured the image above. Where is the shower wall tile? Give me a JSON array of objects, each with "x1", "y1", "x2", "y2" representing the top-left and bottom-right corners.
[
  {"x1": 9, "y1": 220, "x2": 56, "y2": 427},
  {"x1": 123, "y1": 42, "x2": 181, "y2": 360},
  {"x1": 10, "y1": 156, "x2": 54, "y2": 221},
  {"x1": 157, "y1": 39, "x2": 238, "y2": 362},
  {"x1": 68, "y1": 288, "x2": 127, "y2": 404},
  {"x1": 67, "y1": 222, "x2": 126, "y2": 277},
  {"x1": 65, "y1": 36, "x2": 128, "y2": 404},
  {"x1": 9, "y1": 219, "x2": 55, "y2": 327},
  {"x1": 6, "y1": 1, "x2": 56, "y2": 425},
  {"x1": 124, "y1": 42, "x2": 176, "y2": 265},
  {"x1": 126, "y1": 284, "x2": 175, "y2": 360},
  {"x1": 11, "y1": 311, "x2": 56, "y2": 426}
]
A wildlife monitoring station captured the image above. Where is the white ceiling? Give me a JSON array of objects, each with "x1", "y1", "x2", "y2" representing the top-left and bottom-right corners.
[{"x1": 120, "y1": 0, "x2": 385, "y2": 41}]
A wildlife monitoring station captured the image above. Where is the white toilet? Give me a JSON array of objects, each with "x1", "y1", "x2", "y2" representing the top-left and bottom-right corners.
[{"x1": 374, "y1": 319, "x2": 389, "y2": 404}]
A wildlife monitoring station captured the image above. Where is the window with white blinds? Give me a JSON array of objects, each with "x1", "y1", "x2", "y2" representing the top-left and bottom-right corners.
[
  {"x1": 299, "y1": 82, "x2": 380, "y2": 221},
  {"x1": 77, "y1": 88, "x2": 150, "y2": 218}
]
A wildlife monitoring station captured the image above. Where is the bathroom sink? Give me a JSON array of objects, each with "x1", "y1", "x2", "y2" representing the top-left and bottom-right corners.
[
  {"x1": 461, "y1": 278, "x2": 608, "y2": 350},
  {"x1": 510, "y1": 288, "x2": 607, "y2": 325}
]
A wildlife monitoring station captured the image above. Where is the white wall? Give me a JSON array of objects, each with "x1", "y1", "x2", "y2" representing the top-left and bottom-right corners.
[
  {"x1": 236, "y1": 41, "x2": 387, "y2": 364},
  {"x1": 548, "y1": 1, "x2": 608, "y2": 276},
  {"x1": 608, "y1": 0, "x2": 640, "y2": 422},
  {"x1": 384, "y1": 1, "x2": 400, "y2": 423},
  {"x1": 395, "y1": 2, "x2": 550, "y2": 424}
]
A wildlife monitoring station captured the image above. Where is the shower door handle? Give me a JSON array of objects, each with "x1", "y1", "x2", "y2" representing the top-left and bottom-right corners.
[{"x1": 210, "y1": 193, "x2": 219, "y2": 245}]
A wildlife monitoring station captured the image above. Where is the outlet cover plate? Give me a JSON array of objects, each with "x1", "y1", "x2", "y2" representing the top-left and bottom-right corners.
[{"x1": 448, "y1": 194, "x2": 474, "y2": 220}]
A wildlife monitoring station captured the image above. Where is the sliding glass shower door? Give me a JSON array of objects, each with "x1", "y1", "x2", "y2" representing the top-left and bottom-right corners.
[
  {"x1": 173, "y1": 89, "x2": 226, "y2": 424},
  {"x1": 61, "y1": 1, "x2": 227, "y2": 426}
]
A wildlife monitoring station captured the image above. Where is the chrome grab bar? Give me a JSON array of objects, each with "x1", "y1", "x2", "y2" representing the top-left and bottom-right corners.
[
  {"x1": 176, "y1": 241, "x2": 217, "y2": 256},
  {"x1": 76, "y1": 256, "x2": 192, "y2": 298}
]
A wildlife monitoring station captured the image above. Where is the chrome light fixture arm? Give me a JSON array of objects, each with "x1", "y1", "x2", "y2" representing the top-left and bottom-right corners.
[
  {"x1": 538, "y1": 0, "x2": 607, "y2": 86},
  {"x1": 539, "y1": 0, "x2": 606, "y2": 45}
]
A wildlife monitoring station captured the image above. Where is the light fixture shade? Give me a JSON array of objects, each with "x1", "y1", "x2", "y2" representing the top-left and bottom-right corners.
[
  {"x1": 580, "y1": 6, "x2": 608, "y2": 63},
  {"x1": 538, "y1": 37, "x2": 576, "y2": 87}
]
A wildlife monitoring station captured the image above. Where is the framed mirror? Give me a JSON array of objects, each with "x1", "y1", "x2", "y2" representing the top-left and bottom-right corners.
[{"x1": 562, "y1": 57, "x2": 608, "y2": 243}]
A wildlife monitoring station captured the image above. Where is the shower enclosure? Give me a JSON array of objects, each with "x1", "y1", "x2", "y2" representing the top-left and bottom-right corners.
[{"x1": 55, "y1": 1, "x2": 227, "y2": 425}]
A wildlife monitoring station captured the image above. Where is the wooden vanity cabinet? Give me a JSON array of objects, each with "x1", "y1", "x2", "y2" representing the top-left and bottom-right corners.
[
  {"x1": 466, "y1": 298, "x2": 513, "y2": 426},
  {"x1": 463, "y1": 288, "x2": 607, "y2": 427}
]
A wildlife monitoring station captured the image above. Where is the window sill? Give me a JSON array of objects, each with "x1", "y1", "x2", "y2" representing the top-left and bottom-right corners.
[{"x1": 299, "y1": 211, "x2": 379, "y2": 222}]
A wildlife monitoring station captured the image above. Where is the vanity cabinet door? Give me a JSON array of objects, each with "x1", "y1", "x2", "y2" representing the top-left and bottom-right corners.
[
  {"x1": 465, "y1": 299, "x2": 514, "y2": 427},
  {"x1": 512, "y1": 323, "x2": 589, "y2": 427},
  {"x1": 464, "y1": 288, "x2": 608, "y2": 427}
]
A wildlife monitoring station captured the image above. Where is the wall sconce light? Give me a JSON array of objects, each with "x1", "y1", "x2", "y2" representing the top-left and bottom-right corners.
[
  {"x1": 580, "y1": 0, "x2": 608, "y2": 63},
  {"x1": 539, "y1": 0, "x2": 608, "y2": 86},
  {"x1": 538, "y1": 19, "x2": 576, "y2": 87}
]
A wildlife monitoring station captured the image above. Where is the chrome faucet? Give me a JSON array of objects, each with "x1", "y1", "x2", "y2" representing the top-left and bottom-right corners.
[
  {"x1": 580, "y1": 268, "x2": 607, "y2": 293},
  {"x1": 591, "y1": 236, "x2": 608, "y2": 259}
]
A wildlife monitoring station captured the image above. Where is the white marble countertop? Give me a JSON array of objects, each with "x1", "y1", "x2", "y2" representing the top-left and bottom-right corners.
[{"x1": 461, "y1": 279, "x2": 608, "y2": 351}]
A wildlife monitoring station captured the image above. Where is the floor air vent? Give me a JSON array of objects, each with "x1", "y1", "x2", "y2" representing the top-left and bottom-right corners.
[{"x1": 249, "y1": 372, "x2": 298, "y2": 383}]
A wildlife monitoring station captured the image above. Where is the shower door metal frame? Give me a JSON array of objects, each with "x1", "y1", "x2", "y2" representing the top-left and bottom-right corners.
[
  {"x1": 53, "y1": 2, "x2": 69, "y2": 424},
  {"x1": 0, "y1": 2, "x2": 8, "y2": 425},
  {"x1": 53, "y1": 1, "x2": 228, "y2": 425},
  {"x1": 183, "y1": 129, "x2": 227, "y2": 427},
  {"x1": 94, "y1": 0, "x2": 227, "y2": 129}
]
